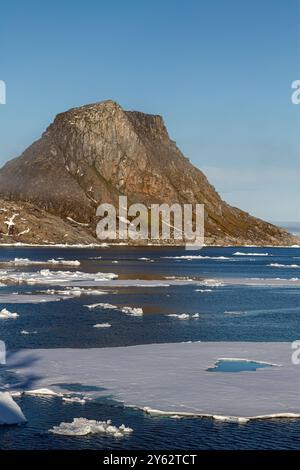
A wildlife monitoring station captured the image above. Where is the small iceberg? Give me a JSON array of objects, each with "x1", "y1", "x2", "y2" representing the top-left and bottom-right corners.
[
  {"x1": 0, "y1": 308, "x2": 19, "y2": 319},
  {"x1": 0, "y1": 392, "x2": 26, "y2": 425},
  {"x1": 49, "y1": 418, "x2": 133, "y2": 437}
]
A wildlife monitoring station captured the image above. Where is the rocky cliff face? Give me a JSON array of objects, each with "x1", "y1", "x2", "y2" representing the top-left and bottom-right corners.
[{"x1": 0, "y1": 100, "x2": 297, "y2": 246}]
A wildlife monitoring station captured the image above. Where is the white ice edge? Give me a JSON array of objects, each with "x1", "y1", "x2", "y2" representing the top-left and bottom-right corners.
[{"x1": 142, "y1": 407, "x2": 300, "y2": 423}]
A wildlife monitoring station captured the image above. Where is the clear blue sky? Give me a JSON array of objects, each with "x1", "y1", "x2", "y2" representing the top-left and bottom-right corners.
[{"x1": 1, "y1": 0, "x2": 299, "y2": 221}]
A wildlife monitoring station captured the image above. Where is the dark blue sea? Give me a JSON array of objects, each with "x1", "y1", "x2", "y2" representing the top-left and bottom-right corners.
[{"x1": 0, "y1": 245, "x2": 300, "y2": 449}]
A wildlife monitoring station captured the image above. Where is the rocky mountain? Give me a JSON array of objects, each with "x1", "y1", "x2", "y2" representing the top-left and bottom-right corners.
[{"x1": 0, "y1": 100, "x2": 297, "y2": 246}]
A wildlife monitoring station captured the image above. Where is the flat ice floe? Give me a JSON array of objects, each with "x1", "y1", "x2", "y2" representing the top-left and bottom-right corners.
[
  {"x1": 4, "y1": 342, "x2": 300, "y2": 422},
  {"x1": 218, "y1": 277, "x2": 300, "y2": 287},
  {"x1": 233, "y1": 252, "x2": 271, "y2": 256},
  {"x1": 0, "y1": 269, "x2": 117, "y2": 286},
  {"x1": 93, "y1": 323, "x2": 111, "y2": 328},
  {"x1": 0, "y1": 258, "x2": 81, "y2": 267},
  {"x1": 162, "y1": 255, "x2": 230, "y2": 260},
  {"x1": 268, "y1": 263, "x2": 300, "y2": 269},
  {"x1": 0, "y1": 293, "x2": 68, "y2": 304},
  {"x1": 41, "y1": 287, "x2": 109, "y2": 297}
]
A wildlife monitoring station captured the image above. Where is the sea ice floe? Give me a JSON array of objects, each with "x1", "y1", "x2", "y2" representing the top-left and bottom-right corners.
[
  {"x1": 162, "y1": 255, "x2": 230, "y2": 260},
  {"x1": 0, "y1": 269, "x2": 118, "y2": 286},
  {"x1": 20, "y1": 330, "x2": 37, "y2": 335},
  {"x1": 6, "y1": 342, "x2": 300, "y2": 421},
  {"x1": 49, "y1": 418, "x2": 133, "y2": 437},
  {"x1": 233, "y1": 252, "x2": 270, "y2": 257},
  {"x1": 93, "y1": 323, "x2": 111, "y2": 328},
  {"x1": 42, "y1": 287, "x2": 108, "y2": 297},
  {"x1": 167, "y1": 313, "x2": 189, "y2": 320},
  {"x1": 216, "y1": 277, "x2": 300, "y2": 287},
  {"x1": 195, "y1": 289, "x2": 213, "y2": 292},
  {"x1": 86, "y1": 303, "x2": 143, "y2": 316},
  {"x1": 0, "y1": 258, "x2": 81, "y2": 267},
  {"x1": 167, "y1": 313, "x2": 199, "y2": 320},
  {"x1": 269, "y1": 263, "x2": 300, "y2": 269},
  {"x1": 120, "y1": 307, "x2": 143, "y2": 317},
  {"x1": 0, "y1": 308, "x2": 19, "y2": 319},
  {"x1": 0, "y1": 293, "x2": 66, "y2": 304},
  {"x1": 86, "y1": 302, "x2": 118, "y2": 310}
]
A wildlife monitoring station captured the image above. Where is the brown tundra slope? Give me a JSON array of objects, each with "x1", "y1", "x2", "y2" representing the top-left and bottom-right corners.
[{"x1": 0, "y1": 100, "x2": 297, "y2": 246}]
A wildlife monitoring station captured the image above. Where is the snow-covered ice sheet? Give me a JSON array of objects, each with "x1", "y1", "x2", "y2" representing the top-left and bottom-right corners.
[{"x1": 3, "y1": 342, "x2": 300, "y2": 421}]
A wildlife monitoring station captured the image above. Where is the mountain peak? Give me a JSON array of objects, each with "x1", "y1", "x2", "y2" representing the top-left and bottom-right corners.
[{"x1": 0, "y1": 101, "x2": 297, "y2": 246}]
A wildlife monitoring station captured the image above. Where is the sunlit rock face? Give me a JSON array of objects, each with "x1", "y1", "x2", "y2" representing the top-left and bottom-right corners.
[{"x1": 0, "y1": 100, "x2": 297, "y2": 246}]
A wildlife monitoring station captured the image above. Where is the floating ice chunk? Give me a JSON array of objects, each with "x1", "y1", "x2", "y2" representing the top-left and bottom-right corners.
[
  {"x1": 0, "y1": 269, "x2": 118, "y2": 286},
  {"x1": 269, "y1": 263, "x2": 300, "y2": 269},
  {"x1": 0, "y1": 308, "x2": 19, "y2": 319},
  {"x1": 1, "y1": 258, "x2": 80, "y2": 267},
  {"x1": 120, "y1": 307, "x2": 143, "y2": 317},
  {"x1": 199, "y1": 279, "x2": 224, "y2": 287},
  {"x1": 162, "y1": 255, "x2": 230, "y2": 260},
  {"x1": 47, "y1": 259, "x2": 80, "y2": 266},
  {"x1": 167, "y1": 313, "x2": 199, "y2": 320},
  {"x1": 85, "y1": 303, "x2": 143, "y2": 316},
  {"x1": 195, "y1": 289, "x2": 213, "y2": 292},
  {"x1": 224, "y1": 311, "x2": 246, "y2": 316},
  {"x1": 167, "y1": 313, "x2": 190, "y2": 320},
  {"x1": 233, "y1": 252, "x2": 270, "y2": 257},
  {"x1": 62, "y1": 397, "x2": 86, "y2": 405},
  {"x1": 0, "y1": 392, "x2": 26, "y2": 425},
  {"x1": 93, "y1": 323, "x2": 111, "y2": 328},
  {"x1": 86, "y1": 302, "x2": 118, "y2": 310},
  {"x1": 43, "y1": 287, "x2": 108, "y2": 297},
  {"x1": 49, "y1": 418, "x2": 133, "y2": 437},
  {"x1": 21, "y1": 330, "x2": 37, "y2": 335}
]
